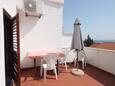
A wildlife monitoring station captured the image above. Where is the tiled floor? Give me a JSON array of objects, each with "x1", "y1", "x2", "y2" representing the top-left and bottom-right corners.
[{"x1": 21, "y1": 64, "x2": 115, "y2": 86}]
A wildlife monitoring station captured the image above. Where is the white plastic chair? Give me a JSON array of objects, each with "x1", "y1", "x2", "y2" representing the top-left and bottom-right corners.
[
  {"x1": 59, "y1": 49, "x2": 77, "y2": 70},
  {"x1": 41, "y1": 53, "x2": 58, "y2": 81},
  {"x1": 74, "y1": 50, "x2": 87, "y2": 69},
  {"x1": 59, "y1": 48, "x2": 70, "y2": 71}
]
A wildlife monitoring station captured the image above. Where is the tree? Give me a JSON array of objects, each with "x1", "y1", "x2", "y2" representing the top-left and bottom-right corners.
[{"x1": 84, "y1": 35, "x2": 94, "y2": 47}]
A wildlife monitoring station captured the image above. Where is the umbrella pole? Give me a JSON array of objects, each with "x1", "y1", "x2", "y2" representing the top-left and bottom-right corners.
[{"x1": 76, "y1": 50, "x2": 79, "y2": 71}]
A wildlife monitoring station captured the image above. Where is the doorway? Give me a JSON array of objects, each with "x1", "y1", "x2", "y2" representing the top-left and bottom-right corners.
[{"x1": 3, "y1": 9, "x2": 20, "y2": 86}]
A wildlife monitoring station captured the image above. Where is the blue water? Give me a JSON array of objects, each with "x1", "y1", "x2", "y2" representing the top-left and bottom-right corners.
[{"x1": 94, "y1": 40, "x2": 115, "y2": 43}]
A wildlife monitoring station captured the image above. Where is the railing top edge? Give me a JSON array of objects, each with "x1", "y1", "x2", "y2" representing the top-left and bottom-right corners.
[{"x1": 85, "y1": 47, "x2": 115, "y2": 53}]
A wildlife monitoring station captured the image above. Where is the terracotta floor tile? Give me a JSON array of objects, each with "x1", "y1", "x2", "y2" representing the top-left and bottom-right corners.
[{"x1": 21, "y1": 64, "x2": 115, "y2": 86}]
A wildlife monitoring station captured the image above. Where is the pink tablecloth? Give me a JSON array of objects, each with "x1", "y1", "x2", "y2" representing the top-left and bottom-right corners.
[{"x1": 28, "y1": 50, "x2": 64, "y2": 59}]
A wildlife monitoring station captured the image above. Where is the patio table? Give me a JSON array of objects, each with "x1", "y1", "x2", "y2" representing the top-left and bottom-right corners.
[{"x1": 28, "y1": 50, "x2": 64, "y2": 75}]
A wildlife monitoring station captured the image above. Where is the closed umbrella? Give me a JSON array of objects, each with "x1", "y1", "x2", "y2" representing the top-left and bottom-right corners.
[
  {"x1": 71, "y1": 18, "x2": 84, "y2": 76},
  {"x1": 71, "y1": 18, "x2": 84, "y2": 50}
]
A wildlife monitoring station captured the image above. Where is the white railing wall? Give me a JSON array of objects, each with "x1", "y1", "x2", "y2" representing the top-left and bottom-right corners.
[{"x1": 85, "y1": 47, "x2": 115, "y2": 75}]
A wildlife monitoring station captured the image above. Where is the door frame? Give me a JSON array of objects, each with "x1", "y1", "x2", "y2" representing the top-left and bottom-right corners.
[{"x1": 3, "y1": 8, "x2": 20, "y2": 86}]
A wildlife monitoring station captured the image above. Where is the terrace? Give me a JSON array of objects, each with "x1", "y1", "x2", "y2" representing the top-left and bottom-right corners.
[
  {"x1": 1, "y1": 1, "x2": 115, "y2": 86},
  {"x1": 20, "y1": 47, "x2": 115, "y2": 86}
]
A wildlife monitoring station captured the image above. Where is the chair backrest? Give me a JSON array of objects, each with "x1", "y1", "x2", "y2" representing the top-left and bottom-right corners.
[
  {"x1": 65, "y1": 49, "x2": 76, "y2": 63},
  {"x1": 43, "y1": 53, "x2": 58, "y2": 70},
  {"x1": 61, "y1": 48, "x2": 70, "y2": 56},
  {"x1": 61, "y1": 48, "x2": 70, "y2": 61},
  {"x1": 77, "y1": 50, "x2": 86, "y2": 61}
]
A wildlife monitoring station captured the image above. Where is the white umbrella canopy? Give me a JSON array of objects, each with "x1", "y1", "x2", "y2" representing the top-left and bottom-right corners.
[
  {"x1": 71, "y1": 18, "x2": 84, "y2": 50},
  {"x1": 71, "y1": 18, "x2": 84, "y2": 76}
]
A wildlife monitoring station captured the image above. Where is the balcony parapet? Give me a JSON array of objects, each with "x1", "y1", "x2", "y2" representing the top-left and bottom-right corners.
[{"x1": 85, "y1": 47, "x2": 115, "y2": 76}]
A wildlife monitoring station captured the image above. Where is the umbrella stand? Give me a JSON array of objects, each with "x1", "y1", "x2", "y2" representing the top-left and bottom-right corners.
[{"x1": 71, "y1": 50, "x2": 84, "y2": 76}]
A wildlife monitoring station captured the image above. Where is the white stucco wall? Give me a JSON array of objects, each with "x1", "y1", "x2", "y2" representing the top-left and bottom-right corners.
[
  {"x1": 0, "y1": 5, "x2": 6, "y2": 86},
  {"x1": 2, "y1": 0, "x2": 17, "y2": 17},
  {"x1": 19, "y1": 0, "x2": 64, "y2": 68},
  {"x1": 62, "y1": 33, "x2": 72, "y2": 48}
]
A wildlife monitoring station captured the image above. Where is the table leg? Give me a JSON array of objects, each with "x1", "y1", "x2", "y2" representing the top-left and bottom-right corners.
[
  {"x1": 57, "y1": 60, "x2": 59, "y2": 75},
  {"x1": 34, "y1": 58, "x2": 36, "y2": 67},
  {"x1": 34, "y1": 58, "x2": 38, "y2": 71}
]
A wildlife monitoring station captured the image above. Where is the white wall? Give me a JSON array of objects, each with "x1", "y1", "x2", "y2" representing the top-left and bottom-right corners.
[
  {"x1": 0, "y1": 0, "x2": 17, "y2": 86},
  {"x1": 62, "y1": 33, "x2": 72, "y2": 48},
  {"x1": 0, "y1": 0, "x2": 64, "y2": 78},
  {"x1": 0, "y1": 5, "x2": 6, "y2": 86},
  {"x1": 19, "y1": 0, "x2": 64, "y2": 68},
  {"x1": 2, "y1": 0, "x2": 17, "y2": 17},
  {"x1": 85, "y1": 47, "x2": 115, "y2": 75}
]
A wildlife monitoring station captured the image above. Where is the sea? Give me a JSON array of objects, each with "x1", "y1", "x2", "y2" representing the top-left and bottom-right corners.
[{"x1": 94, "y1": 40, "x2": 115, "y2": 43}]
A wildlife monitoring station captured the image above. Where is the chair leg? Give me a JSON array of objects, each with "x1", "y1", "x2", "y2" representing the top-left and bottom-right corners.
[
  {"x1": 54, "y1": 68, "x2": 57, "y2": 80},
  {"x1": 43, "y1": 68, "x2": 47, "y2": 81},
  {"x1": 74, "y1": 59, "x2": 77, "y2": 68},
  {"x1": 40, "y1": 66, "x2": 42, "y2": 77},
  {"x1": 84, "y1": 58, "x2": 86, "y2": 67},
  {"x1": 82, "y1": 58, "x2": 85, "y2": 69},
  {"x1": 40, "y1": 59, "x2": 44, "y2": 77},
  {"x1": 83, "y1": 52, "x2": 87, "y2": 68},
  {"x1": 64, "y1": 61, "x2": 67, "y2": 71}
]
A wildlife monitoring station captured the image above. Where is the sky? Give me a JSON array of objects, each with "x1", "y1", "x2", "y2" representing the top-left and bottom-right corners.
[{"x1": 64, "y1": 0, "x2": 115, "y2": 40}]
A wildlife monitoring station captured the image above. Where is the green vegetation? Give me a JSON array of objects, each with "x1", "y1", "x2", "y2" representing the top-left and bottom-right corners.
[{"x1": 84, "y1": 35, "x2": 94, "y2": 47}]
